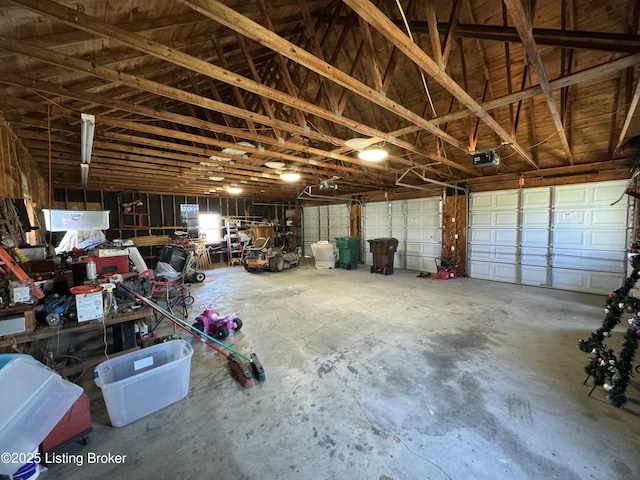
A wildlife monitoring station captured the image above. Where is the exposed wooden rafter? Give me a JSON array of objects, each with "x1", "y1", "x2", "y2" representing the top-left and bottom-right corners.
[{"x1": 503, "y1": 0, "x2": 573, "y2": 164}]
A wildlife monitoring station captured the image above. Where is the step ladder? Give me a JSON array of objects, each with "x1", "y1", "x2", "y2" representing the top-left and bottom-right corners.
[{"x1": 225, "y1": 219, "x2": 244, "y2": 266}]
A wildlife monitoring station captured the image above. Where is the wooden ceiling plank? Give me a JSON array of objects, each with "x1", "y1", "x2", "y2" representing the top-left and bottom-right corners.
[
  {"x1": 503, "y1": 0, "x2": 573, "y2": 165},
  {"x1": 211, "y1": 36, "x2": 260, "y2": 136},
  {"x1": 11, "y1": 0, "x2": 467, "y2": 174},
  {"x1": 256, "y1": 0, "x2": 308, "y2": 130},
  {"x1": 177, "y1": 0, "x2": 469, "y2": 151},
  {"x1": 235, "y1": 33, "x2": 284, "y2": 139},
  {"x1": 296, "y1": 0, "x2": 341, "y2": 114},
  {"x1": 343, "y1": 0, "x2": 536, "y2": 168},
  {"x1": 392, "y1": 53, "x2": 640, "y2": 142},
  {"x1": 0, "y1": 92, "x2": 398, "y2": 185},
  {"x1": 0, "y1": 11, "x2": 206, "y2": 60}
]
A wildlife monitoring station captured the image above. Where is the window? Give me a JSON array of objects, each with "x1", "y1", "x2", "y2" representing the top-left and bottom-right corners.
[
  {"x1": 180, "y1": 204, "x2": 199, "y2": 236},
  {"x1": 199, "y1": 213, "x2": 221, "y2": 243}
]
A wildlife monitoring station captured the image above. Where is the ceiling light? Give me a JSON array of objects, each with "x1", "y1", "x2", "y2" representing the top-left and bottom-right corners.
[
  {"x1": 265, "y1": 161, "x2": 285, "y2": 169},
  {"x1": 80, "y1": 113, "x2": 95, "y2": 164},
  {"x1": 358, "y1": 147, "x2": 388, "y2": 162},
  {"x1": 345, "y1": 137, "x2": 381, "y2": 149},
  {"x1": 280, "y1": 171, "x2": 301, "y2": 182},
  {"x1": 209, "y1": 176, "x2": 225, "y2": 181},
  {"x1": 226, "y1": 186, "x2": 243, "y2": 194}
]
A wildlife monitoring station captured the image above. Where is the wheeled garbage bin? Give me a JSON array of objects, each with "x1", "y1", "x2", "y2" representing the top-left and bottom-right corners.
[
  {"x1": 368, "y1": 237, "x2": 399, "y2": 275},
  {"x1": 335, "y1": 237, "x2": 360, "y2": 269}
]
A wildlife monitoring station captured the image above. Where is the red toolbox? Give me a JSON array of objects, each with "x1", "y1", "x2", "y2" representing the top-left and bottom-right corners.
[
  {"x1": 83, "y1": 254, "x2": 130, "y2": 276},
  {"x1": 40, "y1": 393, "x2": 92, "y2": 454}
]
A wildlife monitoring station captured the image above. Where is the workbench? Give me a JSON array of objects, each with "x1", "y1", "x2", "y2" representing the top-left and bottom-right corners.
[{"x1": 0, "y1": 308, "x2": 152, "y2": 378}]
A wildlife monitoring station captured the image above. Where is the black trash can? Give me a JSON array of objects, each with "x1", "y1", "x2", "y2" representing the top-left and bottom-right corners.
[{"x1": 367, "y1": 238, "x2": 399, "y2": 275}]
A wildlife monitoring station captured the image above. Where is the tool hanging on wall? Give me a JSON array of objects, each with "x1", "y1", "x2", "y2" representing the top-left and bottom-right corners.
[
  {"x1": 0, "y1": 244, "x2": 44, "y2": 300},
  {"x1": 118, "y1": 284, "x2": 265, "y2": 388}
]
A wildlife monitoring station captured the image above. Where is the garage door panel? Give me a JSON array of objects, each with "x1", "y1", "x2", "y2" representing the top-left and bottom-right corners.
[
  {"x1": 468, "y1": 244, "x2": 517, "y2": 262},
  {"x1": 553, "y1": 230, "x2": 627, "y2": 249},
  {"x1": 522, "y1": 187, "x2": 551, "y2": 207},
  {"x1": 552, "y1": 249, "x2": 625, "y2": 272},
  {"x1": 552, "y1": 269, "x2": 622, "y2": 294},
  {"x1": 406, "y1": 228, "x2": 440, "y2": 242},
  {"x1": 471, "y1": 190, "x2": 518, "y2": 209},
  {"x1": 522, "y1": 210, "x2": 550, "y2": 226},
  {"x1": 521, "y1": 229, "x2": 549, "y2": 246},
  {"x1": 469, "y1": 212, "x2": 493, "y2": 227},
  {"x1": 521, "y1": 246, "x2": 548, "y2": 266},
  {"x1": 469, "y1": 261, "x2": 517, "y2": 282},
  {"x1": 521, "y1": 265, "x2": 548, "y2": 286}
]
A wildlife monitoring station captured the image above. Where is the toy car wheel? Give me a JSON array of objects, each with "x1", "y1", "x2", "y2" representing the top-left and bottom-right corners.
[
  {"x1": 195, "y1": 272, "x2": 206, "y2": 283},
  {"x1": 216, "y1": 325, "x2": 229, "y2": 340},
  {"x1": 193, "y1": 320, "x2": 205, "y2": 334},
  {"x1": 233, "y1": 318, "x2": 243, "y2": 331}
]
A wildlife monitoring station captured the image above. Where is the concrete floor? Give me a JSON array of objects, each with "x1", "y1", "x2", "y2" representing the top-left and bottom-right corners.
[{"x1": 42, "y1": 258, "x2": 640, "y2": 480}]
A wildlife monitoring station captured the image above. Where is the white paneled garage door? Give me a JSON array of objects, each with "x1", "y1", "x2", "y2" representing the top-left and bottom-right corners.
[
  {"x1": 363, "y1": 197, "x2": 442, "y2": 272},
  {"x1": 302, "y1": 204, "x2": 350, "y2": 256},
  {"x1": 468, "y1": 180, "x2": 632, "y2": 294}
]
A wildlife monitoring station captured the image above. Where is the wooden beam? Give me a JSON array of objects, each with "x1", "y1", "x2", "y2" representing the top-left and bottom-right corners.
[
  {"x1": 391, "y1": 54, "x2": 640, "y2": 140},
  {"x1": 176, "y1": 0, "x2": 468, "y2": 151},
  {"x1": 358, "y1": 17, "x2": 384, "y2": 92},
  {"x1": 256, "y1": 0, "x2": 308, "y2": 130},
  {"x1": 320, "y1": 16, "x2": 640, "y2": 53},
  {"x1": 343, "y1": 0, "x2": 536, "y2": 168},
  {"x1": 503, "y1": 0, "x2": 573, "y2": 164},
  {"x1": 8, "y1": 0, "x2": 471, "y2": 174},
  {"x1": 425, "y1": 1, "x2": 443, "y2": 67},
  {"x1": 441, "y1": 0, "x2": 462, "y2": 67},
  {"x1": 614, "y1": 68, "x2": 640, "y2": 152}
]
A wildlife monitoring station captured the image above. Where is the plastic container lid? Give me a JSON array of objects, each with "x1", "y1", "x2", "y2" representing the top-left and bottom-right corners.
[{"x1": 70, "y1": 285, "x2": 102, "y2": 295}]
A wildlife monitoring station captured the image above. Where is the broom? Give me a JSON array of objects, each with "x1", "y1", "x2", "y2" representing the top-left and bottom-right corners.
[{"x1": 120, "y1": 284, "x2": 265, "y2": 387}]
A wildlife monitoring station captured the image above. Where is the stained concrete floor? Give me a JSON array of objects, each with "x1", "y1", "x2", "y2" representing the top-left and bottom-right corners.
[{"x1": 42, "y1": 258, "x2": 640, "y2": 480}]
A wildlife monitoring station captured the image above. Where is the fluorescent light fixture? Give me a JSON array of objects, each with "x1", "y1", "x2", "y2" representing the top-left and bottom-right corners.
[
  {"x1": 80, "y1": 163, "x2": 89, "y2": 186},
  {"x1": 209, "y1": 176, "x2": 225, "y2": 181},
  {"x1": 280, "y1": 171, "x2": 301, "y2": 182},
  {"x1": 358, "y1": 147, "x2": 388, "y2": 161},
  {"x1": 226, "y1": 186, "x2": 243, "y2": 194},
  {"x1": 81, "y1": 113, "x2": 95, "y2": 164}
]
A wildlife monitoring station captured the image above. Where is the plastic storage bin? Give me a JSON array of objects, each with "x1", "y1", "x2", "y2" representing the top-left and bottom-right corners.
[
  {"x1": 367, "y1": 238, "x2": 399, "y2": 275},
  {"x1": 310, "y1": 241, "x2": 336, "y2": 269},
  {"x1": 0, "y1": 355, "x2": 83, "y2": 476},
  {"x1": 335, "y1": 237, "x2": 360, "y2": 270},
  {"x1": 94, "y1": 339, "x2": 193, "y2": 427}
]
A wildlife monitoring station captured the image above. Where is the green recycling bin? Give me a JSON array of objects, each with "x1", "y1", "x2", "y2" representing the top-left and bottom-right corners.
[{"x1": 335, "y1": 237, "x2": 360, "y2": 270}]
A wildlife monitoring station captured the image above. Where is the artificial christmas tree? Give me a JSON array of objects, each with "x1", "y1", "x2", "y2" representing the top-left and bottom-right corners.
[{"x1": 578, "y1": 254, "x2": 640, "y2": 407}]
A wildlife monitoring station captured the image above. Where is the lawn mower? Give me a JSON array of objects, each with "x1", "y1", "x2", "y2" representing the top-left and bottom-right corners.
[
  {"x1": 192, "y1": 302, "x2": 243, "y2": 340},
  {"x1": 243, "y1": 236, "x2": 299, "y2": 273}
]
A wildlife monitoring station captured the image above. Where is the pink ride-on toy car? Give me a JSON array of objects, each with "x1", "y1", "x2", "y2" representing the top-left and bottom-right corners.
[{"x1": 192, "y1": 303, "x2": 243, "y2": 340}]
